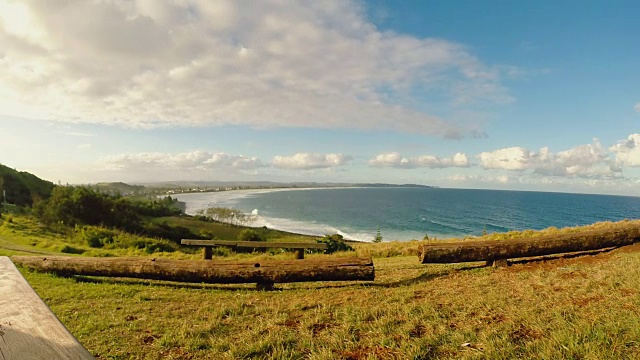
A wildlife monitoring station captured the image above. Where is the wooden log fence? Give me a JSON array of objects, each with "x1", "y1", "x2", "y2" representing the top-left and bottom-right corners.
[
  {"x1": 419, "y1": 224, "x2": 640, "y2": 265},
  {"x1": 11, "y1": 256, "x2": 374, "y2": 289},
  {"x1": 181, "y1": 239, "x2": 328, "y2": 259}
]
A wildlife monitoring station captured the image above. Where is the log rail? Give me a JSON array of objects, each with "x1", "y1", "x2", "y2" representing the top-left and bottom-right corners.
[
  {"x1": 181, "y1": 239, "x2": 328, "y2": 259},
  {"x1": 11, "y1": 255, "x2": 374, "y2": 290},
  {"x1": 418, "y1": 224, "x2": 640, "y2": 265}
]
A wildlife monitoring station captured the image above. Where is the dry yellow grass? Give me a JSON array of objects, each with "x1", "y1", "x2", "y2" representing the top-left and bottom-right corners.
[{"x1": 4, "y1": 215, "x2": 640, "y2": 358}]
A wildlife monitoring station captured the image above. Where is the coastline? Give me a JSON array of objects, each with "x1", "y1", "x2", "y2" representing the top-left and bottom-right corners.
[{"x1": 172, "y1": 187, "x2": 378, "y2": 242}]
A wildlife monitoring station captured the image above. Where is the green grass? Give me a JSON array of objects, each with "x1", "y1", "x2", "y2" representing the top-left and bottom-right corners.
[
  {"x1": 154, "y1": 216, "x2": 318, "y2": 242},
  {"x1": 19, "y1": 249, "x2": 640, "y2": 359},
  {"x1": 4, "y1": 214, "x2": 640, "y2": 358}
]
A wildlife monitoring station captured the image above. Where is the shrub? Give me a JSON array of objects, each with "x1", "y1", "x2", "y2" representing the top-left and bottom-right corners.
[
  {"x1": 315, "y1": 234, "x2": 354, "y2": 254},
  {"x1": 73, "y1": 225, "x2": 179, "y2": 253},
  {"x1": 74, "y1": 225, "x2": 115, "y2": 248},
  {"x1": 237, "y1": 229, "x2": 264, "y2": 242},
  {"x1": 60, "y1": 245, "x2": 86, "y2": 254}
]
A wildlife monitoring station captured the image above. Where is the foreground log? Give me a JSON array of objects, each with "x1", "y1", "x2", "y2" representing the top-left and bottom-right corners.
[
  {"x1": 11, "y1": 256, "x2": 375, "y2": 285},
  {"x1": 419, "y1": 225, "x2": 640, "y2": 264}
]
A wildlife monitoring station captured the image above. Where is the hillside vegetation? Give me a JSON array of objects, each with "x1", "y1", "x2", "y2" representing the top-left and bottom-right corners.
[{"x1": 0, "y1": 163, "x2": 55, "y2": 207}]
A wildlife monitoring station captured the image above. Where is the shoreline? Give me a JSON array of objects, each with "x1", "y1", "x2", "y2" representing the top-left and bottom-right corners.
[
  {"x1": 171, "y1": 187, "x2": 477, "y2": 242},
  {"x1": 172, "y1": 187, "x2": 378, "y2": 242}
]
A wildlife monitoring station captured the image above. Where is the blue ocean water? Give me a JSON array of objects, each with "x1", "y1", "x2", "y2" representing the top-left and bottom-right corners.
[{"x1": 176, "y1": 187, "x2": 640, "y2": 241}]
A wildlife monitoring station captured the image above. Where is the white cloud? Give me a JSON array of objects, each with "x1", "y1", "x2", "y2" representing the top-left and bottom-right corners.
[
  {"x1": 369, "y1": 152, "x2": 470, "y2": 168},
  {"x1": 272, "y1": 153, "x2": 350, "y2": 170},
  {"x1": 102, "y1": 151, "x2": 263, "y2": 171},
  {"x1": 478, "y1": 140, "x2": 618, "y2": 178},
  {"x1": 610, "y1": 133, "x2": 640, "y2": 167},
  {"x1": 635, "y1": 103, "x2": 640, "y2": 113},
  {"x1": 478, "y1": 147, "x2": 532, "y2": 171},
  {"x1": 447, "y1": 174, "x2": 512, "y2": 184},
  {"x1": 0, "y1": 0, "x2": 513, "y2": 137}
]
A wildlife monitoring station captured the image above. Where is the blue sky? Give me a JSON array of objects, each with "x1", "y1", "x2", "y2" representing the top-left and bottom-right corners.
[{"x1": 0, "y1": 0, "x2": 639, "y2": 195}]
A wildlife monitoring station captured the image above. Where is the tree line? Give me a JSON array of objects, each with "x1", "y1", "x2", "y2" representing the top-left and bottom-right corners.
[{"x1": 32, "y1": 186, "x2": 199, "y2": 242}]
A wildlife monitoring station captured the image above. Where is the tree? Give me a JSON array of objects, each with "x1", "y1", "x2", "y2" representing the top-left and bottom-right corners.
[{"x1": 373, "y1": 228, "x2": 383, "y2": 243}]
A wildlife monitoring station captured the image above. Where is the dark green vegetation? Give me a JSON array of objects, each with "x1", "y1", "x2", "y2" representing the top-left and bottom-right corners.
[
  {"x1": 0, "y1": 165, "x2": 335, "y2": 258},
  {"x1": 93, "y1": 182, "x2": 145, "y2": 195},
  {"x1": 0, "y1": 163, "x2": 55, "y2": 208}
]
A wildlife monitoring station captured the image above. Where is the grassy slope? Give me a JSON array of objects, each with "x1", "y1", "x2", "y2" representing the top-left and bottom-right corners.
[
  {"x1": 154, "y1": 216, "x2": 317, "y2": 242},
  {"x1": 0, "y1": 163, "x2": 55, "y2": 206},
  {"x1": 3, "y1": 216, "x2": 640, "y2": 359}
]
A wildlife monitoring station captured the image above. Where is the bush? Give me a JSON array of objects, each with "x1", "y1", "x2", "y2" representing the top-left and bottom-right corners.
[
  {"x1": 315, "y1": 234, "x2": 354, "y2": 254},
  {"x1": 237, "y1": 229, "x2": 264, "y2": 242},
  {"x1": 60, "y1": 245, "x2": 86, "y2": 254},
  {"x1": 74, "y1": 225, "x2": 115, "y2": 248},
  {"x1": 73, "y1": 225, "x2": 179, "y2": 253}
]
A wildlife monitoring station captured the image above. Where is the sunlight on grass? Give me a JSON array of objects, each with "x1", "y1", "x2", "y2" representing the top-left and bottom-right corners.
[{"x1": 4, "y1": 214, "x2": 640, "y2": 358}]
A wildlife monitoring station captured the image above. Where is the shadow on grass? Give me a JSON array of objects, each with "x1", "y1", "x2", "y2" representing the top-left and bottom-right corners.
[
  {"x1": 367, "y1": 264, "x2": 485, "y2": 288},
  {"x1": 65, "y1": 263, "x2": 489, "y2": 291},
  {"x1": 66, "y1": 274, "x2": 375, "y2": 292},
  {"x1": 67, "y1": 275, "x2": 270, "y2": 292},
  {"x1": 507, "y1": 246, "x2": 619, "y2": 266}
]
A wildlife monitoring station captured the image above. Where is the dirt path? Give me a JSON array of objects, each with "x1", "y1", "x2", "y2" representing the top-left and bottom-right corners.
[{"x1": 0, "y1": 235, "x2": 58, "y2": 255}]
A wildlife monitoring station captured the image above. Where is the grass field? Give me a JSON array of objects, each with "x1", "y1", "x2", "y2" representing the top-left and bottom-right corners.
[{"x1": 3, "y1": 214, "x2": 640, "y2": 359}]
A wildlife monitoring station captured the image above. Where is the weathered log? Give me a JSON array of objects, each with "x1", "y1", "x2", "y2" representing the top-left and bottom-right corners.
[
  {"x1": 11, "y1": 256, "x2": 375, "y2": 284},
  {"x1": 419, "y1": 225, "x2": 640, "y2": 264},
  {"x1": 181, "y1": 239, "x2": 328, "y2": 260},
  {"x1": 181, "y1": 239, "x2": 328, "y2": 249},
  {"x1": 0, "y1": 257, "x2": 94, "y2": 359}
]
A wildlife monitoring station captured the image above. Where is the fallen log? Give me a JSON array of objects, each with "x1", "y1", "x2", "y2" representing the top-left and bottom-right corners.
[
  {"x1": 11, "y1": 256, "x2": 375, "y2": 284},
  {"x1": 419, "y1": 224, "x2": 640, "y2": 264}
]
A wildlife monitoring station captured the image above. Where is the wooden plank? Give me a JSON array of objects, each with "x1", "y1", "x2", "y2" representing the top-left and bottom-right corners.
[
  {"x1": 11, "y1": 256, "x2": 375, "y2": 284},
  {"x1": 0, "y1": 256, "x2": 94, "y2": 359},
  {"x1": 418, "y1": 224, "x2": 640, "y2": 264},
  {"x1": 181, "y1": 239, "x2": 328, "y2": 249}
]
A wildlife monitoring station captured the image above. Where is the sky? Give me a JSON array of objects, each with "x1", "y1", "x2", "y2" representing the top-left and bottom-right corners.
[{"x1": 0, "y1": 0, "x2": 639, "y2": 195}]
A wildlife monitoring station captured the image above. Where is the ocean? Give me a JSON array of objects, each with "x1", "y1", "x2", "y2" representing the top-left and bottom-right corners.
[{"x1": 174, "y1": 187, "x2": 640, "y2": 242}]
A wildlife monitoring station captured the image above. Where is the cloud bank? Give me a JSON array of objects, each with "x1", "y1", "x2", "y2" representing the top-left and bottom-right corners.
[
  {"x1": 272, "y1": 153, "x2": 350, "y2": 170},
  {"x1": 610, "y1": 134, "x2": 640, "y2": 167},
  {"x1": 0, "y1": 0, "x2": 512, "y2": 137},
  {"x1": 369, "y1": 152, "x2": 469, "y2": 168},
  {"x1": 102, "y1": 151, "x2": 263, "y2": 172},
  {"x1": 478, "y1": 140, "x2": 618, "y2": 178}
]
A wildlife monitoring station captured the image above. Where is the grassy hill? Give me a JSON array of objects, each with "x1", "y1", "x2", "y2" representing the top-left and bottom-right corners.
[
  {"x1": 0, "y1": 164, "x2": 55, "y2": 207},
  {"x1": 2, "y1": 216, "x2": 640, "y2": 358},
  {"x1": 93, "y1": 182, "x2": 145, "y2": 195}
]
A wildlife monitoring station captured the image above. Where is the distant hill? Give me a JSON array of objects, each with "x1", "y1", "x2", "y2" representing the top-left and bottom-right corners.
[
  {"x1": 93, "y1": 182, "x2": 145, "y2": 195},
  {"x1": 141, "y1": 180, "x2": 433, "y2": 189},
  {"x1": 0, "y1": 164, "x2": 55, "y2": 207}
]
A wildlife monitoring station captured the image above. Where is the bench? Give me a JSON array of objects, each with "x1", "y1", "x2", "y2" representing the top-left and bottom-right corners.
[
  {"x1": 0, "y1": 256, "x2": 94, "y2": 359},
  {"x1": 181, "y1": 239, "x2": 328, "y2": 260}
]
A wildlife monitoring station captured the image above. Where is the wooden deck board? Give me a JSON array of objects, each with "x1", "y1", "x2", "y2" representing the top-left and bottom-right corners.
[{"x1": 0, "y1": 256, "x2": 94, "y2": 359}]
